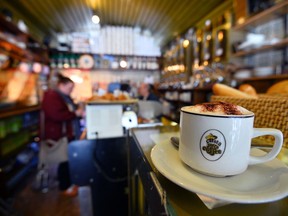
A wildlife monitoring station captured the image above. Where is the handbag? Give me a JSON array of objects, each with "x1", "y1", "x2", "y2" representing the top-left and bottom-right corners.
[
  {"x1": 38, "y1": 136, "x2": 68, "y2": 165},
  {"x1": 38, "y1": 111, "x2": 69, "y2": 167}
]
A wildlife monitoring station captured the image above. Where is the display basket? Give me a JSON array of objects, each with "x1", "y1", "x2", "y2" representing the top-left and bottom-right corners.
[{"x1": 210, "y1": 94, "x2": 288, "y2": 148}]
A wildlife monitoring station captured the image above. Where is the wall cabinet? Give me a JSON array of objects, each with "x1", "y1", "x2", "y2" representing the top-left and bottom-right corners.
[{"x1": 231, "y1": 1, "x2": 288, "y2": 77}]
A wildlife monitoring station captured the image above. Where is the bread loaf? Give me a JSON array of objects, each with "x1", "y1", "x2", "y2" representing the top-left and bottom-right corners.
[
  {"x1": 212, "y1": 83, "x2": 258, "y2": 98},
  {"x1": 238, "y1": 84, "x2": 257, "y2": 96},
  {"x1": 266, "y1": 80, "x2": 288, "y2": 95}
]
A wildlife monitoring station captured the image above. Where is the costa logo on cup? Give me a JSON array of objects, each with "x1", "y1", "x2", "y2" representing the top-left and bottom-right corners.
[{"x1": 200, "y1": 129, "x2": 226, "y2": 161}]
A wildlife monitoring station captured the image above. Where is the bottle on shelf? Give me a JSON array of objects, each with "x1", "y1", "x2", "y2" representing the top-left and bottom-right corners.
[
  {"x1": 57, "y1": 53, "x2": 63, "y2": 69},
  {"x1": 50, "y1": 54, "x2": 57, "y2": 68},
  {"x1": 69, "y1": 54, "x2": 77, "y2": 68},
  {"x1": 63, "y1": 54, "x2": 70, "y2": 68},
  {"x1": 193, "y1": 29, "x2": 202, "y2": 67},
  {"x1": 202, "y1": 19, "x2": 213, "y2": 65},
  {"x1": 214, "y1": 29, "x2": 227, "y2": 62}
]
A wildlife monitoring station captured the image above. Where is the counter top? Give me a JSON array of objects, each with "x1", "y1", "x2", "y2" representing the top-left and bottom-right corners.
[
  {"x1": 129, "y1": 126, "x2": 288, "y2": 216},
  {"x1": 86, "y1": 99, "x2": 138, "y2": 105}
]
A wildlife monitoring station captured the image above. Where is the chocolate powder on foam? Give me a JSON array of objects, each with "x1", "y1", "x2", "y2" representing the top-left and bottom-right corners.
[{"x1": 202, "y1": 101, "x2": 243, "y2": 115}]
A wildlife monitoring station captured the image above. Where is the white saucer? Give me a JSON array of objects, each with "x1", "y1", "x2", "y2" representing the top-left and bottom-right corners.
[{"x1": 151, "y1": 140, "x2": 288, "y2": 203}]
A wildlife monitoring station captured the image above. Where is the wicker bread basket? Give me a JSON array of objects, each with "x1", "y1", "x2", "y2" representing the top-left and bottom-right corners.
[{"x1": 210, "y1": 94, "x2": 288, "y2": 148}]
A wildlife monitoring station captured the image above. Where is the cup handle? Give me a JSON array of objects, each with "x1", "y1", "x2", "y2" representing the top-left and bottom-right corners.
[{"x1": 249, "y1": 128, "x2": 283, "y2": 165}]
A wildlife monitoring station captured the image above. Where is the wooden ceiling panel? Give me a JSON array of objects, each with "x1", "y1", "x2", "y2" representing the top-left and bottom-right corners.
[{"x1": 1, "y1": 0, "x2": 230, "y2": 47}]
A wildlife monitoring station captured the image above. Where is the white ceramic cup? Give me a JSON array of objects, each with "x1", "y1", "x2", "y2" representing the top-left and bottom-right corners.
[{"x1": 179, "y1": 105, "x2": 283, "y2": 177}]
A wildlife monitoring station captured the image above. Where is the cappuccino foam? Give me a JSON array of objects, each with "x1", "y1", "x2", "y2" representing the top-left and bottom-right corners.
[{"x1": 182, "y1": 101, "x2": 250, "y2": 115}]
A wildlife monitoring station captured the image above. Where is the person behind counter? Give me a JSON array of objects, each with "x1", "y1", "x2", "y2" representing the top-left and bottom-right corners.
[
  {"x1": 41, "y1": 74, "x2": 85, "y2": 196},
  {"x1": 138, "y1": 82, "x2": 159, "y2": 101},
  {"x1": 137, "y1": 82, "x2": 163, "y2": 122}
]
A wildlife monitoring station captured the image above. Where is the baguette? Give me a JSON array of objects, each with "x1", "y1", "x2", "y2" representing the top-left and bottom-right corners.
[{"x1": 212, "y1": 83, "x2": 258, "y2": 98}]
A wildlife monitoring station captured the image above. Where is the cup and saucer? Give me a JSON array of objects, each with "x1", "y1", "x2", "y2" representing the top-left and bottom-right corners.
[
  {"x1": 151, "y1": 102, "x2": 288, "y2": 204},
  {"x1": 151, "y1": 138, "x2": 288, "y2": 203}
]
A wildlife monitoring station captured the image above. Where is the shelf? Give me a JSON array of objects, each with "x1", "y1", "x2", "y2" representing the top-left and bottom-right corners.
[
  {"x1": 0, "y1": 38, "x2": 30, "y2": 59},
  {"x1": 233, "y1": 1, "x2": 288, "y2": 31},
  {"x1": 0, "y1": 15, "x2": 49, "y2": 63},
  {"x1": 50, "y1": 51, "x2": 161, "y2": 71},
  {"x1": 232, "y1": 38, "x2": 288, "y2": 57},
  {"x1": 0, "y1": 104, "x2": 40, "y2": 119},
  {"x1": 95, "y1": 68, "x2": 159, "y2": 72},
  {"x1": 158, "y1": 87, "x2": 212, "y2": 92},
  {"x1": 0, "y1": 124, "x2": 38, "y2": 158},
  {"x1": 0, "y1": 153, "x2": 38, "y2": 195},
  {"x1": 236, "y1": 74, "x2": 288, "y2": 93},
  {"x1": 0, "y1": 14, "x2": 39, "y2": 44},
  {"x1": 237, "y1": 74, "x2": 288, "y2": 82},
  {"x1": 50, "y1": 49, "x2": 161, "y2": 58},
  {"x1": 0, "y1": 139, "x2": 33, "y2": 161},
  {"x1": 0, "y1": 38, "x2": 49, "y2": 63},
  {"x1": 0, "y1": 15, "x2": 27, "y2": 37},
  {"x1": 60, "y1": 67, "x2": 159, "y2": 72}
]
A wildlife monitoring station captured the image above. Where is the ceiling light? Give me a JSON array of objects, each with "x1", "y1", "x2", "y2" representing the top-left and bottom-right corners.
[{"x1": 92, "y1": 15, "x2": 100, "y2": 24}]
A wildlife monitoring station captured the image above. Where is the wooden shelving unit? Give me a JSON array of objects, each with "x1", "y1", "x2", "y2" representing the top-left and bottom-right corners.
[
  {"x1": 0, "y1": 104, "x2": 40, "y2": 118},
  {"x1": 239, "y1": 74, "x2": 288, "y2": 93},
  {"x1": 233, "y1": 0, "x2": 288, "y2": 31},
  {"x1": 0, "y1": 15, "x2": 44, "y2": 196},
  {"x1": 232, "y1": 37, "x2": 288, "y2": 57},
  {"x1": 0, "y1": 15, "x2": 49, "y2": 64},
  {"x1": 231, "y1": 0, "x2": 288, "y2": 81}
]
